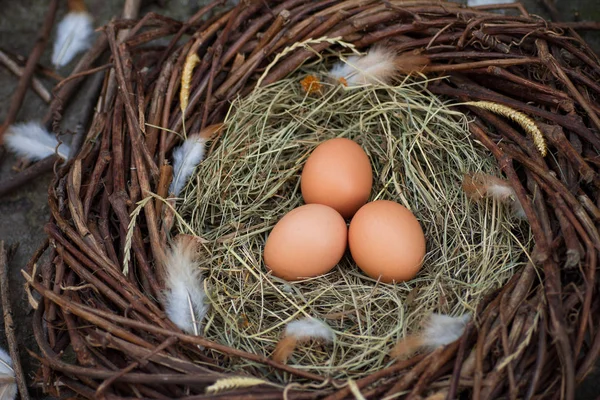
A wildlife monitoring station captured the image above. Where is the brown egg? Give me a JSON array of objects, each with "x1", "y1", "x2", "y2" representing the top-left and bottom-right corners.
[
  {"x1": 301, "y1": 138, "x2": 372, "y2": 219},
  {"x1": 263, "y1": 204, "x2": 348, "y2": 281},
  {"x1": 348, "y1": 200, "x2": 426, "y2": 283}
]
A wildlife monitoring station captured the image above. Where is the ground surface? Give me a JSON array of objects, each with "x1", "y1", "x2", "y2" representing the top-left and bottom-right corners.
[{"x1": 0, "y1": 0, "x2": 598, "y2": 399}]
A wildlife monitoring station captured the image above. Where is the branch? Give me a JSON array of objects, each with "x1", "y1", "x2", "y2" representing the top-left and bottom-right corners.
[
  {"x1": 0, "y1": 242, "x2": 30, "y2": 400},
  {"x1": 0, "y1": 0, "x2": 59, "y2": 142},
  {"x1": 0, "y1": 49, "x2": 51, "y2": 103},
  {"x1": 0, "y1": 156, "x2": 56, "y2": 199}
]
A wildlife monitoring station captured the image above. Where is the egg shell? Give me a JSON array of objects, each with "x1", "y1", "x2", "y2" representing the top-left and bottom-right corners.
[
  {"x1": 263, "y1": 204, "x2": 348, "y2": 281},
  {"x1": 348, "y1": 200, "x2": 426, "y2": 283},
  {"x1": 301, "y1": 138, "x2": 373, "y2": 219}
]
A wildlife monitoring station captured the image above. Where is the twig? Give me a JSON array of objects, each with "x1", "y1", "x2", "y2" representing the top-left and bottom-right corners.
[
  {"x1": 0, "y1": 47, "x2": 64, "y2": 81},
  {"x1": 43, "y1": 34, "x2": 110, "y2": 126},
  {"x1": 536, "y1": 39, "x2": 600, "y2": 135},
  {"x1": 0, "y1": 49, "x2": 51, "y2": 103},
  {"x1": 447, "y1": 323, "x2": 473, "y2": 400},
  {"x1": 323, "y1": 355, "x2": 426, "y2": 400},
  {"x1": 0, "y1": 242, "x2": 30, "y2": 400},
  {"x1": 123, "y1": 0, "x2": 142, "y2": 20},
  {"x1": 0, "y1": 0, "x2": 58, "y2": 142},
  {"x1": 98, "y1": 0, "x2": 143, "y2": 122},
  {"x1": 0, "y1": 156, "x2": 56, "y2": 199}
]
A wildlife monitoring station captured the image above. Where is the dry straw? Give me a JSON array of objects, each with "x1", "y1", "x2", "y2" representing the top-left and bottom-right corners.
[{"x1": 175, "y1": 56, "x2": 533, "y2": 382}]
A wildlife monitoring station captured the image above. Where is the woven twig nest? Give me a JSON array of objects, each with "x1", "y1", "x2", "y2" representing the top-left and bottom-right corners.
[{"x1": 27, "y1": 1, "x2": 600, "y2": 399}]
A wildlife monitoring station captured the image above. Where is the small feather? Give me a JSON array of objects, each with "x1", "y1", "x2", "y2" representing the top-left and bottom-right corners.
[
  {"x1": 272, "y1": 318, "x2": 334, "y2": 363},
  {"x1": 52, "y1": 11, "x2": 94, "y2": 68},
  {"x1": 272, "y1": 336, "x2": 299, "y2": 364},
  {"x1": 462, "y1": 173, "x2": 526, "y2": 219},
  {"x1": 4, "y1": 121, "x2": 70, "y2": 161},
  {"x1": 468, "y1": 0, "x2": 514, "y2": 6},
  {"x1": 512, "y1": 200, "x2": 527, "y2": 219},
  {"x1": 395, "y1": 53, "x2": 430, "y2": 76},
  {"x1": 421, "y1": 314, "x2": 471, "y2": 348},
  {"x1": 284, "y1": 318, "x2": 334, "y2": 341},
  {"x1": 162, "y1": 235, "x2": 209, "y2": 335},
  {"x1": 0, "y1": 347, "x2": 17, "y2": 400},
  {"x1": 389, "y1": 335, "x2": 424, "y2": 359},
  {"x1": 391, "y1": 313, "x2": 470, "y2": 359},
  {"x1": 198, "y1": 123, "x2": 224, "y2": 141},
  {"x1": 329, "y1": 47, "x2": 397, "y2": 86},
  {"x1": 329, "y1": 47, "x2": 429, "y2": 86},
  {"x1": 462, "y1": 173, "x2": 515, "y2": 201},
  {"x1": 67, "y1": 0, "x2": 87, "y2": 12},
  {"x1": 170, "y1": 134, "x2": 206, "y2": 196}
]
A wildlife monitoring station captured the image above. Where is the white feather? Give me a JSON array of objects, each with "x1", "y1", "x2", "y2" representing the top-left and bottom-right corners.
[
  {"x1": 512, "y1": 200, "x2": 527, "y2": 220},
  {"x1": 485, "y1": 183, "x2": 516, "y2": 201},
  {"x1": 284, "y1": 318, "x2": 334, "y2": 342},
  {"x1": 4, "y1": 121, "x2": 70, "y2": 161},
  {"x1": 163, "y1": 235, "x2": 209, "y2": 335},
  {"x1": 486, "y1": 184, "x2": 527, "y2": 219},
  {"x1": 170, "y1": 134, "x2": 206, "y2": 196},
  {"x1": 52, "y1": 11, "x2": 94, "y2": 68},
  {"x1": 468, "y1": 0, "x2": 514, "y2": 6},
  {"x1": 420, "y1": 313, "x2": 470, "y2": 349},
  {"x1": 329, "y1": 47, "x2": 398, "y2": 86},
  {"x1": 463, "y1": 173, "x2": 526, "y2": 219},
  {"x1": 0, "y1": 347, "x2": 17, "y2": 400}
]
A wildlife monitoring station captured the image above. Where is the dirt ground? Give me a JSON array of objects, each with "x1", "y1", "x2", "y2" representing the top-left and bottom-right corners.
[{"x1": 0, "y1": 0, "x2": 598, "y2": 398}]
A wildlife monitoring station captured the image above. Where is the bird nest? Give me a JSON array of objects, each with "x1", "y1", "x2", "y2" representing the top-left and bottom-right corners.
[{"x1": 26, "y1": 1, "x2": 600, "y2": 399}]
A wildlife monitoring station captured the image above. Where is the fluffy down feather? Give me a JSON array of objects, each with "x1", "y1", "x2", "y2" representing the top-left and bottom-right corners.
[
  {"x1": 284, "y1": 318, "x2": 334, "y2": 341},
  {"x1": 52, "y1": 11, "x2": 94, "y2": 68},
  {"x1": 462, "y1": 173, "x2": 526, "y2": 219},
  {"x1": 162, "y1": 235, "x2": 209, "y2": 335},
  {"x1": 420, "y1": 314, "x2": 471, "y2": 349},
  {"x1": 468, "y1": 0, "x2": 514, "y2": 6},
  {"x1": 391, "y1": 313, "x2": 470, "y2": 359},
  {"x1": 0, "y1": 347, "x2": 17, "y2": 400},
  {"x1": 329, "y1": 47, "x2": 398, "y2": 86},
  {"x1": 4, "y1": 121, "x2": 70, "y2": 160},
  {"x1": 272, "y1": 318, "x2": 334, "y2": 363},
  {"x1": 169, "y1": 134, "x2": 206, "y2": 196},
  {"x1": 329, "y1": 47, "x2": 429, "y2": 86}
]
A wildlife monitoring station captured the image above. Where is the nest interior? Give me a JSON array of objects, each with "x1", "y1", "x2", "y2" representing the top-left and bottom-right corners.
[
  {"x1": 27, "y1": 1, "x2": 600, "y2": 399},
  {"x1": 177, "y1": 61, "x2": 532, "y2": 382}
]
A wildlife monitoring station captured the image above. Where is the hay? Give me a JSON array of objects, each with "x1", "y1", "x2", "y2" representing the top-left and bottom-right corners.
[{"x1": 175, "y1": 54, "x2": 533, "y2": 382}]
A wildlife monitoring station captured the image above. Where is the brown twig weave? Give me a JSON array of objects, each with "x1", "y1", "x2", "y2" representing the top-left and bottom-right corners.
[{"x1": 26, "y1": 1, "x2": 600, "y2": 399}]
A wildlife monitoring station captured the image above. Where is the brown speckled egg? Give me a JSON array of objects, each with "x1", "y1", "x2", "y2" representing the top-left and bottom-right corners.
[
  {"x1": 301, "y1": 138, "x2": 372, "y2": 219},
  {"x1": 348, "y1": 200, "x2": 426, "y2": 283},
  {"x1": 263, "y1": 204, "x2": 347, "y2": 281}
]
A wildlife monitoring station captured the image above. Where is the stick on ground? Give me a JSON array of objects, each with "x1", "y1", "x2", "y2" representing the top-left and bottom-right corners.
[
  {"x1": 0, "y1": 0, "x2": 59, "y2": 142},
  {"x1": 0, "y1": 242, "x2": 30, "y2": 400},
  {"x1": 0, "y1": 156, "x2": 56, "y2": 199},
  {"x1": 0, "y1": 50, "x2": 51, "y2": 103}
]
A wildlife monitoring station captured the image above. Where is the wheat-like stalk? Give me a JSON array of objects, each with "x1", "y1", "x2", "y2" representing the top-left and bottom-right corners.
[
  {"x1": 180, "y1": 53, "x2": 200, "y2": 113},
  {"x1": 205, "y1": 377, "x2": 270, "y2": 394},
  {"x1": 464, "y1": 101, "x2": 547, "y2": 156},
  {"x1": 122, "y1": 196, "x2": 153, "y2": 275}
]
